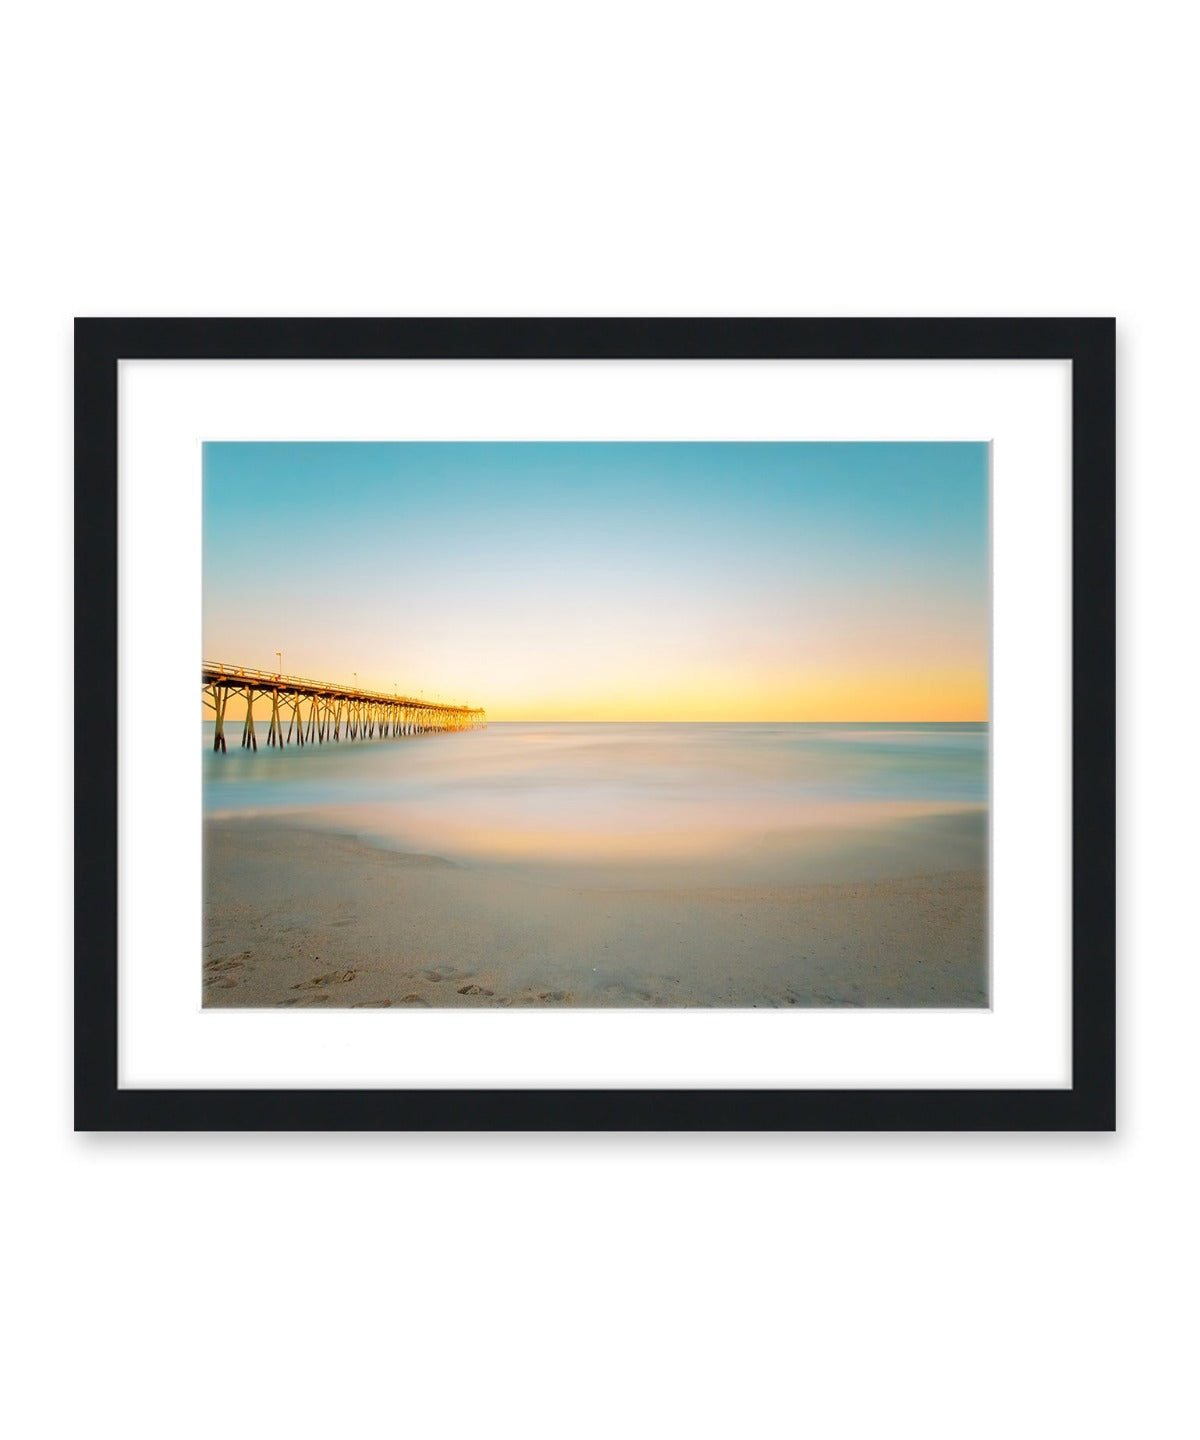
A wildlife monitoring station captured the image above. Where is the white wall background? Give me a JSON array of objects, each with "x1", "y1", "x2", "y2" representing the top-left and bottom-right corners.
[{"x1": 3, "y1": 3, "x2": 1190, "y2": 1438}]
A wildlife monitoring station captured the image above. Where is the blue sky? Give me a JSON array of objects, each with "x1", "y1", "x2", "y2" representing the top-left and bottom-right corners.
[{"x1": 203, "y1": 441, "x2": 989, "y2": 719}]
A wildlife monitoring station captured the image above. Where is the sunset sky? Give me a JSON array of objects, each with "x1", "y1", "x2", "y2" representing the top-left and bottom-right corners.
[{"x1": 202, "y1": 441, "x2": 989, "y2": 721}]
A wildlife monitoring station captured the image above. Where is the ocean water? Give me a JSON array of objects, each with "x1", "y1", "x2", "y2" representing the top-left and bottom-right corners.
[{"x1": 203, "y1": 721, "x2": 988, "y2": 886}]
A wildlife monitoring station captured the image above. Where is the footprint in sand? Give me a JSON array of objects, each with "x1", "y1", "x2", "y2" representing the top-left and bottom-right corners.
[
  {"x1": 293, "y1": 970, "x2": 358, "y2": 990},
  {"x1": 457, "y1": 984, "x2": 494, "y2": 997},
  {"x1": 398, "y1": 993, "x2": 430, "y2": 1006},
  {"x1": 352, "y1": 999, "x2": 392, "y2": 1009}
]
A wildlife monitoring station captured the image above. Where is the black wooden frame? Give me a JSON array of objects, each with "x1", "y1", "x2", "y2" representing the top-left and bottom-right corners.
[{"x1": 74, "y1": 317, "x2": 1115, "y2": 1130}]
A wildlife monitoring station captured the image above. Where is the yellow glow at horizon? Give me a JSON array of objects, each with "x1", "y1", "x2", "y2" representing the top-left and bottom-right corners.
[{"x1": 483, "y1": 668, "x2": 987, "y2": 722}]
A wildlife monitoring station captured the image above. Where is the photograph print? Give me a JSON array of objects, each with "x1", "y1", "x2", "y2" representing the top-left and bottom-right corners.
[{"x1": 202, "y1": 440, "x2": 989, "y2": 1010}]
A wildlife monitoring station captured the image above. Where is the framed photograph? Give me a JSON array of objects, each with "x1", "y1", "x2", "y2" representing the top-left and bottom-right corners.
[{"x1": 75, "y1": 317, "x2": 1114, "y2": 1130}]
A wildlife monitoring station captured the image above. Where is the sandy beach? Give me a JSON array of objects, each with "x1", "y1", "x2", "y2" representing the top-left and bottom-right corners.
[{"x1": 203, "y1": 816, "x2": 988, "y2": 1009}]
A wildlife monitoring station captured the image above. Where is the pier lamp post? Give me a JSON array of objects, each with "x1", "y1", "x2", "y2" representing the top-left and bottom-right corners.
[{"x1": 275, "y1": 650, "x2": 281, "y2": 678}]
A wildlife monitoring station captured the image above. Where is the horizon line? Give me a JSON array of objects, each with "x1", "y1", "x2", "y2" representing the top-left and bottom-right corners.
[{"x1": 487, "y1": 717, "x2": 988, "y2": 724}]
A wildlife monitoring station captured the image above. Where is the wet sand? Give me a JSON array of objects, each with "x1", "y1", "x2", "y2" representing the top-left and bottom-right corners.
[{"x1": 203, "y1": 817, "x2": 988, "y2": 1008}]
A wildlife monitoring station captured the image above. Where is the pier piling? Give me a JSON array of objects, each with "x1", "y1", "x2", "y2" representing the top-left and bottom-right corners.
[{"x1": 202, "y1": 662, "x2": 485, "y2": 753}]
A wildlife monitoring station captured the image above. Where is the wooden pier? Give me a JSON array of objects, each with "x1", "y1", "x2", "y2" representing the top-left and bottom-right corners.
[{"x1": 203, "y1": 662, "x2": 486, "y2": 752}]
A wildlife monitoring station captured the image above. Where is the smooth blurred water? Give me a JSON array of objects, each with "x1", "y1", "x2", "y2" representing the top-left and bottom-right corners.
[{"x1": 203, "y1": 721, "x2": 987, "y2": 881}]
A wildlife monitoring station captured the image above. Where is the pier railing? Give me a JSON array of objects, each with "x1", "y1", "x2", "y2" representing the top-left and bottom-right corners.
[{"x1": 202, "y1": 661, "x2": 485, "y2": 752}]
